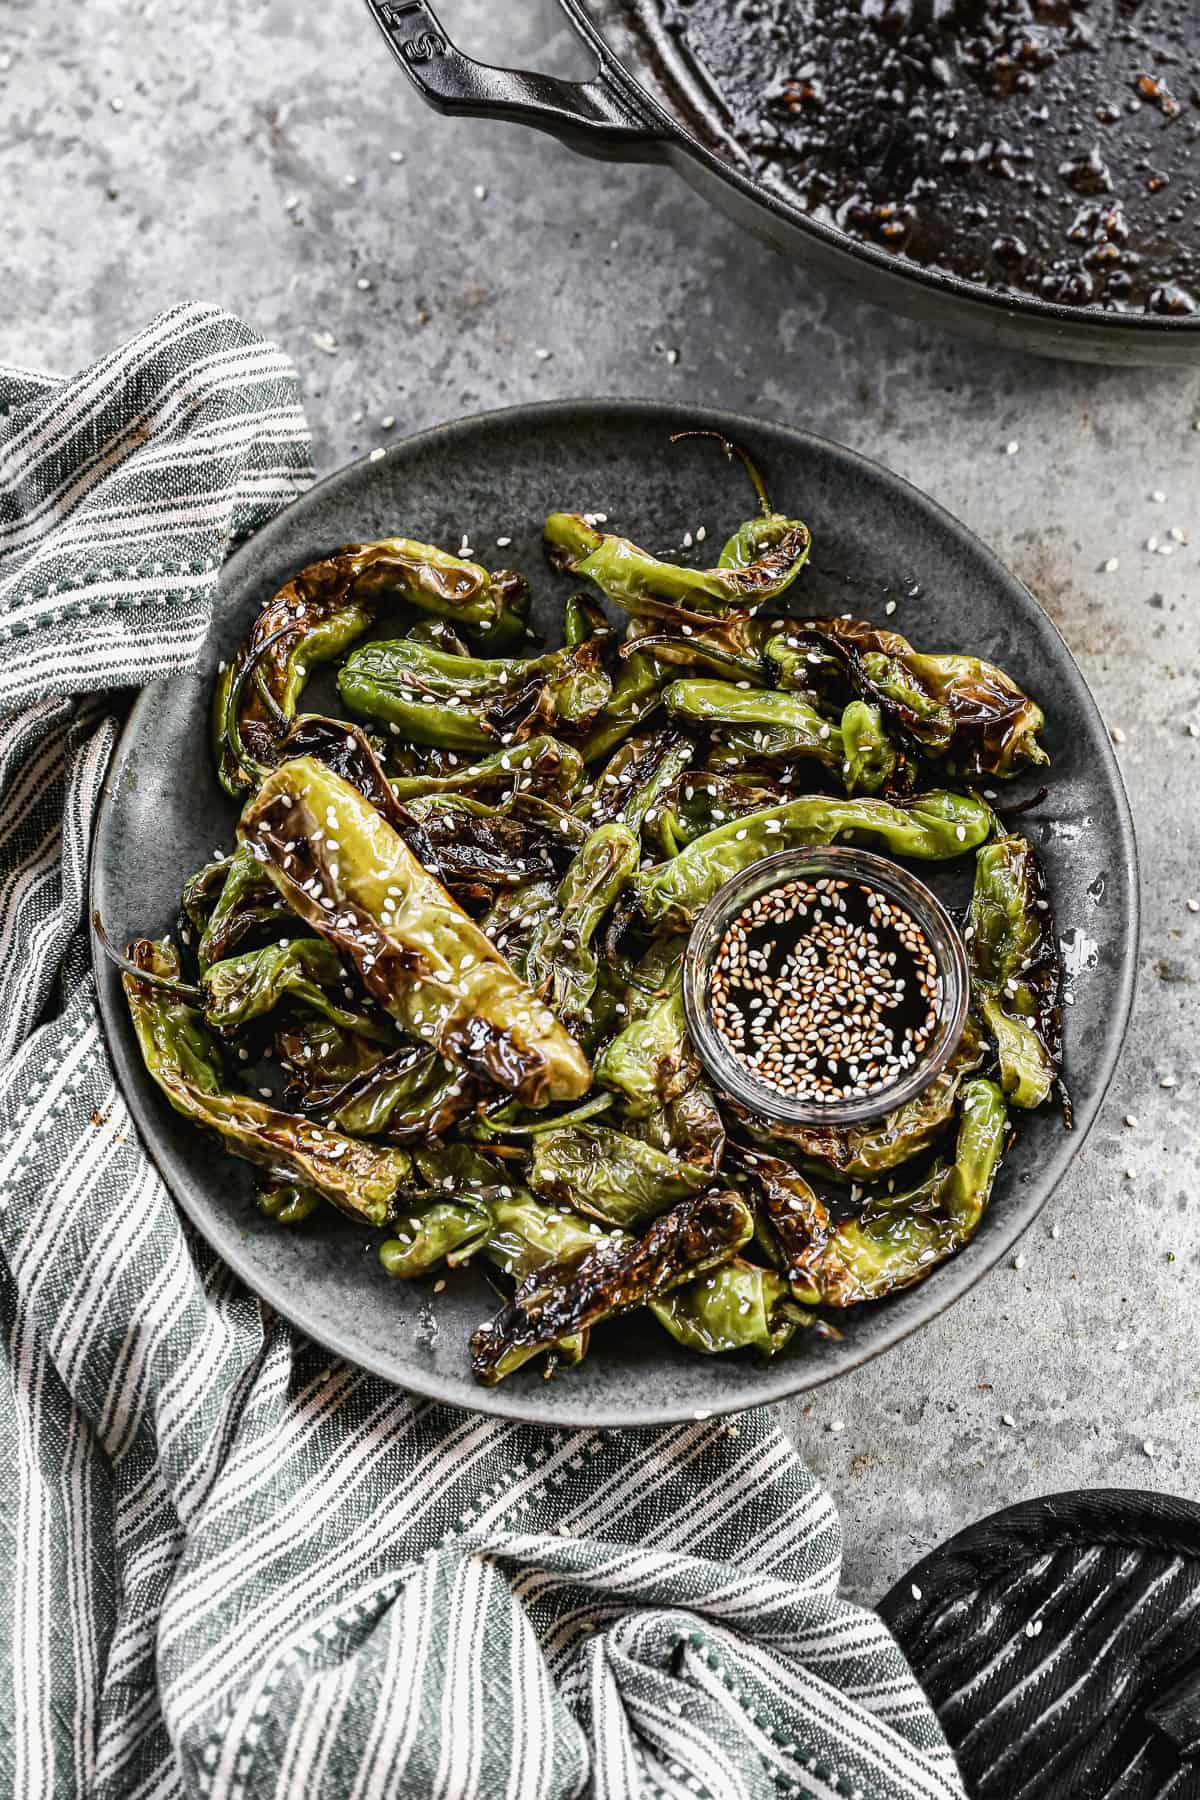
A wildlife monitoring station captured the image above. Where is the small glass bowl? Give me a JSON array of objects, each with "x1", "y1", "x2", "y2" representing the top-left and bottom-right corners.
[{"x1": 682, "y1": 845, "x2": 969, "y2": 1128}]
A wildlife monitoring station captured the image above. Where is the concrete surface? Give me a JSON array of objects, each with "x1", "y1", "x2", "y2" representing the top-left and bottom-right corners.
[{"x1": 4, "y1": 0, "x2": 1198, "y2": 1603}]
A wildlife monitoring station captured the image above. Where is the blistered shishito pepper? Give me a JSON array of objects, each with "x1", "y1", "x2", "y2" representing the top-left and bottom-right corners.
[
  {"x1": 579, "y1": 649, "x2": 665, "y2": 764},
  {"x1": 203, "y1": 939, "x2": 397, "y2": 1044},
  {"x1": 622, "y1": 612, "x2": 769, "y2": 685},
  {"x1": 766, "y1": 618, "x2": 1047, "y2": 778},
  {"x1": 240, "y1": 758, "x2": 591, "y2": 1106},
  {"x1": 663, "y1": 680, "x2": 843, "y2": 770},
  {"x1": 633, "y1": 788, "x2": 993, "y2": 931},
  {"x1": 378, "y1": 1142, "x2": 538, "y2": 1278},
  {"x1": 182, "y1": 858, "x2": 234, "y2": 934},
  {"x1": 470, "y1": 1190, "x2": 754, "y2": 1383},
  {"x1": 300, "y1": 1041, "x2": 490, "y2": 1143},
  {"x1": 522, "y1": 821, "x2": 641, "y2": 1025},
  {"x1": 388, "y1": 735, "x2": 584, "y2": 806},
  {"x1": 593, "y1": 939, "x2": 725, "y2": 1172},
  {"x1": 482, "y1": 1192, "x2": 618, "y2": 1281},
  {"x1": 651, "y1": 1261, "x2": 812, "y2": 1357},
  {"x1": 194, "y1": 844, "x2": 289, "y2": 970},
  {"x1": 337, "y1": 635, "x2": 612, "y2": 752},
  {"x1": 734, "y1": 1078, "x2": 1008, "y2": 1307},
  {"x1": 122, "y1": 939, "x2": 414, "y2": 1226},
  {"x1": 579, "y1": 730, "x2": 693, "y2": 836},
  {"x1": 651, "y1": 770, "x2": 794, "y2": 856},
  {"x1": 594, "y1": 944, "x2": 695, "y2": 1118},
  {"x1": 968, "y1": 831, "x2": 1064, "y2": 1112},
  {"x1": 214, "y1": 539, "x2": 531, "y2": 792},
  {"x1": 401, "y1": 793, "x2": 571, "y2": 902},
  {"x1": 841, "y1": 700, "x2": 898, "y2": 795},
  {"x1": 737, "y1": 1018, "x2": 985, "y2": 1180},
  {"x1": 543, "y1": 506, "x2": 810, "y2": 618},
  {"x1": 276, "y1": 1013, "x2": 388, "y2": 1099},
  {"x1": 379, "y1": 1204, "x2": 494, "y2": 1277},
  {"x1": 529, "y1": 1123, "x2": 709, "y2": 1228},
  {"x1": 257, "y1": 1182, "x2": 321, "y2": 1225}
]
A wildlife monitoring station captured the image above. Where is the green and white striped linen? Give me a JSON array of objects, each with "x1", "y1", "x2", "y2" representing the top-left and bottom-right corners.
[{"x1": 0, "y1": 305, "x2": 964, "y2": 1800}]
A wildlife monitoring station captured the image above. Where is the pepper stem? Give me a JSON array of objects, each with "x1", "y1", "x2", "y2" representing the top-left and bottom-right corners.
[
  {"x1": 669, "y1": 429, "x2": 773, "y2": 517},
  {"x1": 91, "y1": 913, "x2": 204, "y2": 1001}
]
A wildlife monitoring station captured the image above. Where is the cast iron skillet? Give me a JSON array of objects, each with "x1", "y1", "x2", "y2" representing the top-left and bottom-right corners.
[
  {"x1": 91, "y1": 400, "x2": 1138, "y2": 1427},
  {"x1": 364, "y1": 0, "x2": 1200, "y2": 367}
]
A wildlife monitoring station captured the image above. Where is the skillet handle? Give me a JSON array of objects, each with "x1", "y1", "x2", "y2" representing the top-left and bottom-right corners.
[{"x1": 364, "y1": 0, "x2": 664, "y2": 161}]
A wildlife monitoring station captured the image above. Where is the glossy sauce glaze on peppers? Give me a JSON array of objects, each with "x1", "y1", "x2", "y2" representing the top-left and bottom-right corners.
[{"x1": 111, "y1": 438, "x2": 1068, "y2": 1385}]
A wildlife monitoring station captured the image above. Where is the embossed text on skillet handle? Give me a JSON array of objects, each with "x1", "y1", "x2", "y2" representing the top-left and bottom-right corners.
[{"x1": 362, "y1": 0, "x2": 663, "y2": 161}]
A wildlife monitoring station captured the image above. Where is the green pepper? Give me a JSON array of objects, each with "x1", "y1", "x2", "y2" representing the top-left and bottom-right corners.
[
  {"x1": 470, "y1": 1190, "x2": 754, "y2": 1384},
  {"x1": 483, "y1": 1190, "x2": 620, "y2": 1281},
  {"x1": 522, "y1": 821, "x2": 640, "y2": 1026},
  {"x1": 580, "y1": 731, "x2": 694, "y2": 837},
  {"x1": 400, "y1": 793, "x2": 569, "y2": 900},
  {"x1": 380, "y1": 1203, "x2": 494, "y2": 1278},
  {"x1": 765, "y1": 619, "x2": 1047, "y2": 778},
  {"x1": 633, "y1": 789, "x2": 993, "y2": 932},
  {"x1": 739, "y1": 1017, "x2": 986, "y2": 1180},
  {"x1": 403, "y1": 618, "x2": 471, "y2": 656},
  {"x1": 301, "y1": 1042, "x2": 489, "y2": 1143},
  {"x1": 122, "y1": 939, "x2": 414, "y2": 1227},
  {"x1": 388, "y1": 735, "x2": 584, "y2": 806},
  {"x1": 594, "y1": 944, "x2": 725, "y2": 1171},
  {"x1": 580, "y1": 651, "x2": 664, "y2": 763},
  {"x1": 195, "y1": 844, "x2": 290, "y2": 970},
  {"x1": 651, "y1": 1261, "x2": 812, "y2": 1357},
  {"x1": 257, "y1": 1182, "x2": 322, "y2": 1225},
  {"x1": 529, "y1": 1123, "x2": 709, "y2": 1228},
  {"x1": 241, "y1": 758, "x2": 591, "y2": 1106},
  {"x1": 377, "y1": 1141, "x2": 547, "y2": 1278},
  {"x1": 735, "y1": 1078, "x2": 1008, "y2": 1307},
  {"x1": 337, "y1": 636, "x2": 612, "y2": 752},
  {"x1": 663, "y1": 680, "x2": 843, "y2": 770},
  {"x1": 544, "y1": 506, "x2": 809, "y2": 618},
  {"x1": 841, "y1": 700, "x2": 898, "y2": 795},
  {"x1": 203, "y1": 939, "x2": 397, "y2": 1044},
  {"x1": 477, "y1": 879, "x2": 558, "y2": 985},
  {"x1": 182, "y1": 858, "x2": 233, "y2": 934},
  {"x1": 621, "y1": 613, "x2": 770, "y2": 684},
  {"x1": 594, "y1": 961, "x2": 693, "y2": 1118},
  {"x1": 652, "y1": 769, "x2": 793, "y2": 855},
  {"x1": 968, "y1": 833, "x2": 1063, "y2": 1110},
  {"x1": 214, "y1": 539, "x2": 530, "y2": 793},
  {"x1": 276, "y1": 1013, "x2": 387, "y2": 1097}
]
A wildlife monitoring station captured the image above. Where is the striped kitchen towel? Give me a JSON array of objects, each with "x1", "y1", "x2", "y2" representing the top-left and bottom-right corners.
[{"x1": 0, "y1": 304, "x2": 964, "y2": 1800}]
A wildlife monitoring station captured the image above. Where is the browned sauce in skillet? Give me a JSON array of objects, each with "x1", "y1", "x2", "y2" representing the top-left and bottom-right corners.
[{"x1": 636, "y1": 0, "x2": 1200, "y2": 312}]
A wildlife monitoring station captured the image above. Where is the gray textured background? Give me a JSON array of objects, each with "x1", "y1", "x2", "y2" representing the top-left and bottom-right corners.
[{"x1": 4, "y1": 0, "x2": 1198, "y2": 1601}]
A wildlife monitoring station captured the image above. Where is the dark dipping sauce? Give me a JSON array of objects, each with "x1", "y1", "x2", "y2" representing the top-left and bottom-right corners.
[
  {"x1": 710, "y1": 874, "x2": 941, "y2": 1107},
  {"x1": 634, "y1": 0, "x2": 1200, "y2": 313}
]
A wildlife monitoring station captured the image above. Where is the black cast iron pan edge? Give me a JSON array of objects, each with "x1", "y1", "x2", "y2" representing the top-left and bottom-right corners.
[{"x1": 366, "y1": 0, "x2": 1200, "y2": 365}]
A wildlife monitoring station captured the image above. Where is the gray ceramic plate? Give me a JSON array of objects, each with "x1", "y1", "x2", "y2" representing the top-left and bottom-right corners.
[{"x1": 91, "y1": 401, "x2": 1138, "y2": 1427}]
